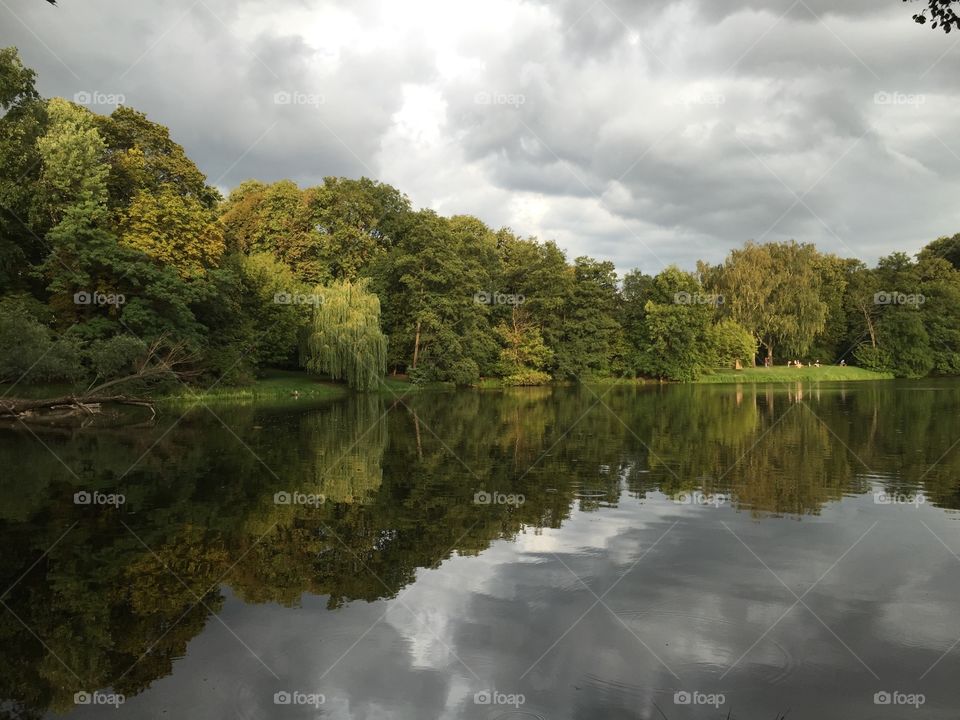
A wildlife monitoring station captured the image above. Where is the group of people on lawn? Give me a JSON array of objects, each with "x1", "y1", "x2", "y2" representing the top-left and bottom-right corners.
[{"x1": 761, "y1": 357, "x2": 847, "y2": 368}]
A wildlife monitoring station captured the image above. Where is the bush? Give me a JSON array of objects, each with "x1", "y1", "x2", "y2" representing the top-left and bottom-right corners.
[
  {"x1": 502, "y1": 369, "x2": 551, "y2": 386},
  {"x1": 853, "y1": 345, "x2": 891, "y2": 373},
  {"x1": 0, "y1": 298, "x2": 84, "y2": 384},
  {"x1": 446, "y1": 358, "x2": 480, "y2": 387}
]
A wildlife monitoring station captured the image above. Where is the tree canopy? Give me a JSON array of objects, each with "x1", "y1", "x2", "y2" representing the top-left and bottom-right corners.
[{"x1": 3, "y1": 46, "x2": 960, "y2": 389}]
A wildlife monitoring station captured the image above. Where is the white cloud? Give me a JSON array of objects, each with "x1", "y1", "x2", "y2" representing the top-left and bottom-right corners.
[{"x1": 6, "y1": 0, "x2": 960, "y2": 271}]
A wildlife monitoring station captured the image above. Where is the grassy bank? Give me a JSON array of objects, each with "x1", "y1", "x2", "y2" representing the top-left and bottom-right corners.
[
  {"x1": 158, "y1": 369, "x2": 350, "y2": 404},
  {"x1": 0, "y1": 366, "x2": 896, "y2": 408},
  {"x1": 698, "y1": 365, "x2": 894, "y2": 384},
  {"x1": 159, "y1": 369, "x2": 432, "y2": 404}
]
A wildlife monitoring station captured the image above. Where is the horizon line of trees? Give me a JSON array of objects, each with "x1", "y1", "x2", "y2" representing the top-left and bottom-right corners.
[{"x1": 3, "y1": 46, "x2": 960, "y2": 391}]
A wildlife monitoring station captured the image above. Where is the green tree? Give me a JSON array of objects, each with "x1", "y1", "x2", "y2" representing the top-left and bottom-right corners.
[
  {"x1": 95, "y1": 106, "x2": 220, "y2": 212},
  {"x1": 706, "y1": 318, "x2": 757, "y2": 369},
  {"x1": 34, "y1": 98, "x2": 108, "y2": 227},
  {"x1": 712, "y1": 240, "x2": 828, "y2": 364},
  {"x1": 495, "y1": 307, "x2": 552, "y2": 385},
  {"x1": 119, "y1": 185, "x2": 224, "y2": 277},
  {"x1": 306, "y1": 176, "x2": 410, "y2": 281},
  {"x1": 495, "y1": 232, "x2": 572, "y2": 376},
  {"x1": 302, "y1": 279, "x2": 387, "y2": 391},
  {"x1": 919, "y1": 233, "x2": 960, "y2": 270},
  {"x1": 0, "y1": 47, "x2": 47, "y2": 290},
  {"x1": 372, "y1": 210, "x2": 494, "y2": 384},
  {"x1": 635, "y1": 266, "x2": 714, "y2": 381},
  {"x1": 555, "y1": 256, "x2": 623, "y2": 379},
  {"x1": 0, "y1": 296, "x2": 82, "y2": 383}
]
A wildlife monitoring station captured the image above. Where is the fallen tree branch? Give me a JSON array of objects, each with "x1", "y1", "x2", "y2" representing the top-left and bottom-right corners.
[{"x1": 0, "y1": 394, "x2": 156, "y2": 420}]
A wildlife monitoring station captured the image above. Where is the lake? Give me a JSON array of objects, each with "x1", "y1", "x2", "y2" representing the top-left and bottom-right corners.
[{"x1": 2, "y1": 380, "x2": 960, "y2": 718}]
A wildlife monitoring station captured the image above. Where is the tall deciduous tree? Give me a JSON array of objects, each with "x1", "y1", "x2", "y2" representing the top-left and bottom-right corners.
[
  {"x1": 306, "y1": 176, "x2": 410, "y2": 281},
  {"x1": 372, "y1": 210, "x2": 494, "y2": 384},
  {"x1": 0, "y1": 47, "x2": 48, "y2": 290},
  {"x1": 555, "y1": 256, "x2": 623, "y2": 379},
  {"x1": 34, "y1": 98, "x2": 108, "y2": 226},
  {"x1": 120, "y1": 185, "x2": 224, "y2": 277},
  {"x1": 711, "y1": 240, "x2": 828, "y2": 364},
  {"x1": 95, "y1": 106, "x2": 220, "y2": 212},
  {"x1": 635, "y1": 266, "x2": 714, "y2": 381}
]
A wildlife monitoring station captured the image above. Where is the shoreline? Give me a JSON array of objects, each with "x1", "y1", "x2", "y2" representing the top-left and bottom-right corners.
[{"x1": 0, "y1": 366, "x2": 899, "y2": 410}]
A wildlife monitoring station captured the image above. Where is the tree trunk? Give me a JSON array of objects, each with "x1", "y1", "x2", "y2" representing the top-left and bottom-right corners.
[
  {"x1": 412, "y1": 320, "x2": 421, "y2": 370},
  {"x1": 855, "y1": 298, "x2": 877, "y2": 348}
]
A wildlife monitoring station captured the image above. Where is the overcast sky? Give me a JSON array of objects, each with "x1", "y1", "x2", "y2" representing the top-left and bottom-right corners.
[{"x1": 4, "y1": 0, "x2": 959, "y2": 273}]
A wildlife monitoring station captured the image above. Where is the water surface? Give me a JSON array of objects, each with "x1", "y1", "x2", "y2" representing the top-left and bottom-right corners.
[{"x1": 2, "y1": 381, "x2": 960, "y2": 718}]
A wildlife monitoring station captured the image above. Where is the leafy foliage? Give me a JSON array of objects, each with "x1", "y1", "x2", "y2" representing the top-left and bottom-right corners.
[
  {"x1": 4, "y1": 47, "x2": 960, "y2": 392},
  {"x1": 302, "y1": 280, "x2": 387, "y2": 391},
  {"x1": 906, "y1": 0, "x2": 960, "y2": 32}
]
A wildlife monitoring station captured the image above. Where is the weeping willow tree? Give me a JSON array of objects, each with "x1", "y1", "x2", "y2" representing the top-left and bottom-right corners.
[{"x1": 302, "y1": 280, "x2": 387, "y2": 391}]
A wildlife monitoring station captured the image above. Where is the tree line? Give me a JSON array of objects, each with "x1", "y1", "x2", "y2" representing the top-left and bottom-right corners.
[{"x1": 3, "y1": 46, "x2": 960, "y2": 391}]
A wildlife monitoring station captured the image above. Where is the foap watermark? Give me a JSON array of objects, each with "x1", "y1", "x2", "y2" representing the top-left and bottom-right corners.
[
  {"x1": 874, "y1": 691, "x2": 925, "y2": 708},
  {"x1": 274, "y1": 490, "x2": 326, "y2": 507},
  {"x1": 473, "y1": 290, "x2": 525, "y2": 306},
  {"x1": 873, "y1": 490, "x2": 925, "y2": 508},
  {"x1": 473, "y1": 689, "x2": 525, "y2": 708},
  {"x1": 674, "y1": 291, "x2": 723, "y2": 306},
  {"x1": 874, "y1": 91, "x2": 925, "y2": 107},
  {"x1": 74, "y1": 290, "x2": 125, "y2": 307},
  {"x1": 274, "y1": 292, "x2": 323, "y2": 306},
  {"x1": 685, "y1": 91, "x2": 726, "y2": 106},
  {"x1": 673, "y1": 490, "x2": 728, "y2": 508},
  {"x1": 273, "y1": 690, "x2": 325, "y2": 708},
  {"x1": 273, "y1": 90, "x2": 325, "y2": 108},
  {"x1": 73, "y1": 90, "x2": 125, "y2": 108},
  {"x1": 474, "y1": 490, "x2": 525, "y2": 507},
  {"x1": 874, "y1": 291, "x2": 925, "y2": 307},
  {"x1": 74, "y1": 691, "x2": 125, "y2": 708},
  {"x1": 74, "y1": 490, "x2": 125, "y2": 507},
  {"x1": 674, "y1": 690, "x2": 726, "y2": 708},
  {"x1": 474, "y1": 91, "x2": 525, "y2": 108}
]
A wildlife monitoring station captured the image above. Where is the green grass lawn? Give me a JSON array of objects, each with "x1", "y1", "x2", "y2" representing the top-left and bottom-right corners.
[
  {"x1": 158, "y1": 369, "x2": 350, "y2": 404},
  {"x1": 698, "y1": 365, "x2": 893, "y2": 384},
  {"x1": 1, "y1": 366, "x2": 894, "y2": 407},
  {"x1": 159, "y1": 370, "x2": 434, "y2": 405}
]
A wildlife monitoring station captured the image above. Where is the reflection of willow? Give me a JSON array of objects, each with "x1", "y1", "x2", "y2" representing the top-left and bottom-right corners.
[
  {"x1": 301, "y1": 394, "x2": 386, "y2": 504},
  {"x1": 10, "y1": 383, "x2": 960, "y2": 718}
]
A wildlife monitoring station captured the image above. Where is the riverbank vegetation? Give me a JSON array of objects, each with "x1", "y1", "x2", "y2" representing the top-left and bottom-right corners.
[
  {"x1": 698, "y1": 365, "x2": 893, "y2": 384},
  {"x1": 3, "y1": 47, "x2": 960, "y2": 408}
]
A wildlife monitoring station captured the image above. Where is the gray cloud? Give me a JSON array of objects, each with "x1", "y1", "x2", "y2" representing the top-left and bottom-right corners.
[{"x1": 4, "y1": 0, "x2": 960, "y2": 273}]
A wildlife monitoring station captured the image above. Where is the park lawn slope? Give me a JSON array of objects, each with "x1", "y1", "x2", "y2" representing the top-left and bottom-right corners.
[
  {"x1": 698, "y1": 366, "x2": 894, "y2": 384},
  {"x1": 158, "y1": 370, "x2": 429, "y2": 404}
]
